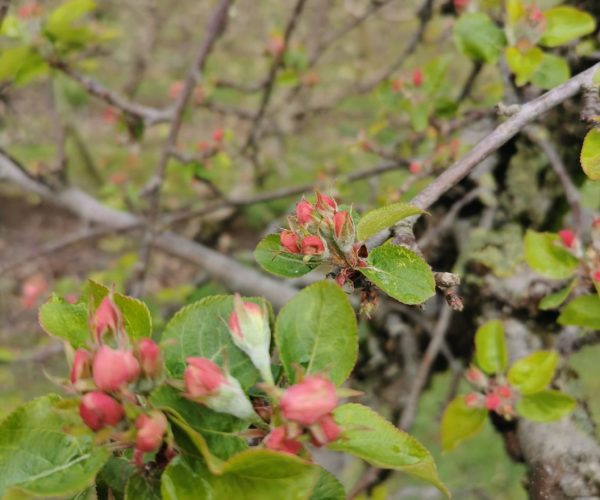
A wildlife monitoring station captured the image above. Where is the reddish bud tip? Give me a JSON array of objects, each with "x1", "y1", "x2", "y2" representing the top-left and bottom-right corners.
[
  {"x1": 333, "y1": 211, "x2": 350, "y2": 239},
  {"x1": 264, "y1": 426, "x2": 303, "y2": 455},
  {"x1": 496, "y1": 385, "x2": 512, "y2": 399},
  {"x1": 79, "y1": 391, "x2": 124, "y2": 431},
  {"x1": 465, "y1": 366, "x2": 487, "y2": 388},
  {"x1": 593, "y1": 270, "x2": 600, "y2": 283},
  {"x1": 280, "y1": 230, "x2": 300, "y2": 254},
  {"x1": 227, "y1": 301, "x2": 262, "y2": 340},
  {"x1": 409, "y1": 162, "x2": 421, "y2": 174},
  {"x1": 137, "y1": 338, "x2": 161, "y2": 378},
  {"x1": 412, "y1": 68, "x2": 424, "y2": 87},
  {"x1": 184, "y1": 357, "x2": 226, "y2": 397},
  {"x1": 169, "y1": 80, "x2": 184, "y2": 100},
  {"x1": 485, "y1": 393, "x2": 501, "y2": 411},
  {"x1": 71, "y1": 349, "x2": 92, "y2": 384},
  {"x1": 300, "y1": 235, "x2": 325, "y2": 256},
  {"x1": 280, "y1": 375, "x2": 338, "y2": 425},
  {"x1": 391, "y1": 78, "x2": 404, "y2": 92},
  {"x1": 20, "y1": 275, "x2": 48, "y2": 309},
  {"x1": 295, "y1": 199, "x2": 314, "y2": 225},
  {"x1": 310, "y1": 414, "x2": 341, "y2": 446},
  {"x1": 92, "y1": 296, "x2": 122, "y2": 341},
  {"x1": 558, "y1": 229, "x2": 576, "y2": 249},
  {"x1": 453, "y1": 0, "x2": 469, "y2": 9},
  {"x1": 93, "y1": 346, "x2": 140, "y2": 391},
  {"x1": 316, "y1": 192, "x2": 337, "y2": 211},
  {"x1": 135, "y1": 411, "x2": 168, "y2": 453},
  {"x1": 212, "y1": 128, "x2": 224, "y2": 142},
  {"x1": 464, "y1": 393, "x2": 481, "y2": 408}
]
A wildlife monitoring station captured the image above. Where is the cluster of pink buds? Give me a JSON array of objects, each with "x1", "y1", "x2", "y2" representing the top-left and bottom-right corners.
[
  {"x1": 464, "y1": 366, "x2": 516, "y2": 419},
  {"x1": 264, "y1": 375, "x2": 342, "y2": 455},
  {"x1": 559, "y1": 224, "x2": 600, "y2": 288},
  {"x1": 72, "y1": 295, "x2": 169, "y2": 466}
]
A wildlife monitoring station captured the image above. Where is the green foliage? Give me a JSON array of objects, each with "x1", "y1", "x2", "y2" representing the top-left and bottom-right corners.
[
  {"x1": 0, "y1": 46, "x2": 46, "y2": 85},
  {"x1": 254, "y1": 234, "x2": 320, "y2": 278},
  {"x1": 360, "y1": 243, "x2": 435, "y2": 305},
  {"x1": 508, "y1": 351, "x2": 558, "y2": 395},
  {"x1": 125, "y1": 474, "x2": 162, "y2": 500},
  {"x1": 538, "y1": 280, "x2": 576, "y2": 310},
  {"x1": 474, "y1": 320, "x2": 508, "y2": 375},
  {"x1": 454, "y1": 13, "x2": 506, "y2": 63},
  {"x1": 0, "y1": 395, "x2": 109, "y2": 497},
  {"x1": 516, "y1": 390, "x2": 577, "y2": 422},
  {"x1": 580, "y1": 129, "x2": 600, "y2": 181},
  {"x1": 524, "y1": 230, "x2": 579, "y2": 279},
  {"x1": 506, "y1": 46, "x2": 543, "y2": 87},
  {"x1": 275, "y1": 281, "x2": 358, "y2": 385},
  {"x1": 356, "y1": 203, "x2": 425, "y2": 241},
  {"x1": 530, "y1": 53, "x2": 570, "y2": 90},
  {"x1": 310, "y1": 469, "x2": 345, "y2": 500},
  {"x1": 441, "y1": 397, "x2": 487, "y2": 452},
  {"x1": 558, "y1": 295, "x2": 600, "y2": 330},
  {"x1": 328, "y1": 404, "x2": 449, "y2": 497},
  {"x1": 539, "y1": 6, "x2": 596, "y2": 48},
  {"x1": 38, "y1": 295, "x2": 89, "y2": 348}
]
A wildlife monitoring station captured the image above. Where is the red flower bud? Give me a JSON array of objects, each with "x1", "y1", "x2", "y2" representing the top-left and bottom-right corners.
[
  {"x1": 169, "y1": 80, "x2": 184, "y2": 100},
  {"x1": 295, "y1": 199, "x2": 314, "y2": 225},
  {"x1": 20, "y1": 275, "x2": 48, "y2": 309},
  {"x1": 280, "y1": 230, "x2": 300, "y2": 254},
  {"x1": 92, "y1": 296, "x2": 122, "y2": 341},
  {"x1": 310, "y1": 414, "x2": 341, "y2": 446},
  {"x1": 592, "y1": 270, "x2": 600, "y2": 283},
  {"x1": 264, "y1": 426, "x2": 302, "y2": 455},
  {"x1": 212, "y1": 128, "x2": 224, "y2": 142},
  {"x1": 280, "y1": 375, "x2": 337, "y2": 425},
  {"x1": 79, "y1": 391, "x2": 124, "y2": 431},
  {"x1": 391, "y1": 78, "x2": 404, "y2": 92},
  {"x1": 453, "y1": 0, "x2": 469, "y2": 9},
  {"x1": 412, "y1": 68, "x2": 424, "y2": 87},
  {"x1": 333, "y1": 211, "x2": 350, "y2": 239},
  {"x1": 316, "y1": 192, "x2": 337, "y2": 211},
  {"x1": 593, "y1": 217, "x2": 600, "y2": 230},
  {"x1": 301, "y1": 235, "x2": 325, "y2": 256},
  {"x1": 71, "y1": 348, "x2": 92, "y2": 384},
  {"x1": 93, "y1": 346, "x2": 140, "y2": 391},
  {"x1": 409, "y1": 162, "x2": 421, "y2": 174},
  {"x1": 485, "y1": 393, "x2": 501, "y2": 411},
  {"x1": 496, "y1": 385, "x2": 512, "y2": 399},
  {"x1": 184, "y1": 357, "x2": 226, "y2": 397},
  {"x1": 465, "y1": 366, "x2": 487, "y2": 389},
  {"x1": 464, "y1": 393, "x2": 481, "y2": 408},
  {"x1": 558, "y1": 229, "x2": 576, "y2": 249},
  {"x1": 135, "y1": 411, "x2": 168, "y2": 453},
  {"x1": 137, "y1": 338, "x2": 161, "y2": 377}
]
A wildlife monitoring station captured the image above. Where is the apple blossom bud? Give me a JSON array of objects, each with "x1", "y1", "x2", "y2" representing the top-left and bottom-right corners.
[
  {"x1": 409, "y1": 162, "x2": 421, "y2": 174},
  {"x1": 295, "y1": 199, "x2": 314, "y2": 225},
  {"x1": 391, "y1": 78, "x2": 404, "y2": 92},
  {"x1": 301, "y1": 235, "x2": 325, "y2": 256},
  {"x1": 184, "y1": 357, "x2": 227, "y2": 397},
  {"x1": 412, "y1": 68, "x2": 423, "y2": 87},
  {"x1": 310, "y1": 414, "x2": 341, "y2": 446},
  {"x1": 71, "y1": 348, "x2": 92, "y2": 384},
  {"x1": 453, "y1": 0, "x2": 469, "y2": 10},
  {"x1": 592, "y1": 270, "x2": 600, "y2": 283},
  {"x1": 465, "y1": 365, "x2": 487, "y2": 389},
  {"x1": 332, "y1": 210, "x2": 356, "y2": 252},
  {"x1": 316, "y1": 192, "x2": 337, "y2": 212},
  {"x1": 464, "y1": 393, "x2": 482, "y2": 408},
  {"x1": 280, "y1": 375, "x2": 338, "y2": 425},
  {"x1": 280, "y1": 230, "x2": 300, "y2": 254},
  {"x1": 485, "y1": 393, "x2": 501, "y2": 411},
  {"x1": 137, "y1": 338, "x2": 161, "y2": 378},
  {"x1": 92, "y1": 296, "x2": 122, "y2": 342},
  {"x1": 135, "y1": 411, "x2": 168, "y2": 453},
  {"x1": 496, "y1": 385, "x2": 512, "y2": 399},
  {"x1": 264, "y1": 426, "x2": 302, "y2": 455},
  {"x1": 228, "y1": 295, "x2": 274, "y2": 384},
  {"x1": 169, "y1": 80, "x2": 184, "y2": 100},
  {"x1": 79, "y1": 391, "x2": 124, "y2": 431},
  {"x1": 558, "y1": 229, "x2": 576, "y2": 249},
  {"x1": 93, "y1": 346, "x2": 140, "y2": 391},
  {"x1": 212, "y1": 128, "x2": 224, "y2": 142}
]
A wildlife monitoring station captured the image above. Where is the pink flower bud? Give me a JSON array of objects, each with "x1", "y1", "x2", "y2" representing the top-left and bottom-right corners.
[
  {"x1": 264, "y1": 426, "x2": 302, "y2": 455},
  {"x1": 295, "y1": 199, "x2": 314, "y2": 225},
  {"x1": 92, "y1": 296, "x2": 122, "y2": 341},
  {"x1": 280, "y1": 375, "x2": 338, "y2": 425},
  {"x1": 135, "y1": 411, "x2": 168, "y2": 453},
  {"x1": 464, "y1": 393, "x2": 481, "y2": 408},
  {"x1": 20, "y1": 275, "x2": 48, "y2": 309},
  {"x1": 412, "y1": 68, "x2": 423, "y2": 87},
  {"x1": 93, "y1": 346, "x2": 140, "y2": 391},
  {"x1": 485, "y1": 393, "x2": 501, "y2": 411},
  {"x1": 310, "y1": 414, "x2": 341, "y2": 446},
  {"x1": 332, "y1": 211, "x2": 356, "y2": 252},
  {"x1": 169, "y1": 80, "x2": 184, "y2": 100},
  {"x1": 453, "y1": 0, "x2": 469, "y2": 9},
  {"x1": 496, "y1": 385, "x2": 512, "y2": 399},
  {"x1": 79, "y1": 391, "x2": 124, "y2": 431},
  {"x1": 212, "y1": 128, "x2": 224, "y2": 142},
  {"x1": 184, "y1": 357, "x2": 226, "y2": 397},
  {"x1": 301, "y1": 235, "x2": 325, "y2": 256},
  {"x1": 333, "y1": 211, "x2": 349, "y2": 239},
  {"x1": 558, "y1": 229, "x2": 576, "y2": 249},
  {"x1": 316, "y1": 192, "x2": 337, "y2": 211},
  {"x1": 409, "y1": 162, "x2": 421, "y2": 174},
  {"x1": 592, "y1": 270, "x2": 600, "y2": 283},
  {"x1": 465, "y1": 366, "x2": 487, "y2": 389},
  {"x1": 137, "y1": 338, "x2": 161, "y2": 377},
  {"x1": 71, "y1": 348, "x2": 92, "y2": 384},
  {"x1": 280, "y1": 230, "x2": 300, "y2": 254},
  {"x1": 529, "y1": 5, "x2": 544, "y2": 24}
]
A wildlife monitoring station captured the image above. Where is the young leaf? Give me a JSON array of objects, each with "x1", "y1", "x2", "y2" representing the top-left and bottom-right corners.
[
  {"x1": 125, "y1": 474, "x2": 161, "y2": 500},
  {"x1": 45, "y1": 0, "x2": 97, "y2": 34},
  {"x1": 275, "y1": 281, "x2": 358, "y2": 386},
  {"x1": 39, "y1": 295, "x2": 89, "y2": 348},
  {"x1": 475, "y1": 320, "x2": 507, "y2": 375},
  {"x1": 530, "y1": 53, "x2": 570, "y2": 90},
  {"x1": 441, "y1": 396, "x2": 487, "y2": 452},
  {"x1": 0, "y1": 395, "x2": 110, "y2": 498},
  {"x1": 539, "y1": 280, "x2": 576, "y2": 310},
  {"x1": 540, "y1": 7, "x2": 596, "y2": 48},
  {"x1": 356, "y1": 203, "x2": 425, "y2": 241},
  {"x1": 508, "y1": 351, "x2": 558, "y2": 395},
  {"x1": 359, "y1": 244, "x2": 435, "y2": 305},
  {"x1": 254, "y1": 234, "x2": 320, "y2": 278},
  {"x1": 161, "y1": 295, "x2": 262, "y2": 389},
  {"x1": 581, "y1": 128, "x2": 600, "y2": 181},
  {"x1": 453, "y1": 13, "x2": 506, "y2": 63},
  {"x1": 558, "y1": 295, "x2": 600, "y2": 330},
  {"x1": 524, "y1": 230, "x2": 579, "y2": 279},
  {"x1": 505, "y1": 46, "x2": 543, "y2": 86},
  {"x1": 310, "y1": 468, "x2": 345, "y2": 500},
  {"x1": 328, "y1": 404, "x2": 449, "y2": 498},
  {"x1": 516, "y1": 390, "x2": 576, "y2": 422}
]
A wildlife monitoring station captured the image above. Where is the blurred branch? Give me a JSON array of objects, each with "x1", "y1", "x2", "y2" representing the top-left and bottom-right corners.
[{"x1": 0, "y1": 0, "x2": 9, "y2": 29}]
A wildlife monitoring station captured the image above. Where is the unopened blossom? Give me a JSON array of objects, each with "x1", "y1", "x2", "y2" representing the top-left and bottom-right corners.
[
  {"x1": 79, "y1": 391, "x2": 124, "y2": 431},
  {"x1": 280, "y1": 375, "x2": 338, "y2": 425}
]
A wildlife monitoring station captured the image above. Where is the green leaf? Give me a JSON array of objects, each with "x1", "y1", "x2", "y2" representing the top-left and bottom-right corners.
[
  {"x1": 516, "y1": 390, "x2": 576, "y2": 422},
  {"x1": 275, "y1": 281, "x2": 357, "y2": 386},
  {"x1": 161, "y1": 452, "x2": 319, "y2": 500},
  {"x1": 440, "y1": 396, "x2": 487, "y2": 452},
  {"x1": 359, "y1": 244, "x2": 435, "y2": 305},
  {"x1": 505, "y1": 46, "x2": 543, "y2": 86},
  {"x1": 524, "y1": 230, "x2": 579, "y2": 279},
  {"x1": 540, "y1": 6, "x2": 596, "y2": 48},
  {"x1": 310, "y1": 468, "x2": 345, "y2": 500},
  {"x1": 328, "y1": 404, "x2": 449, "y2": 498},
  {"x1": 356, "y1": 203, "x2": 425, "y2": 241},
  {"x1": 0, "y1": 395, "x2": 110, "y2": 497},
  {"x1": 454, "y1": 13, "x2": 506, "y2": 63},
  {"x1": 558, "y1": 295, "x2": 600, "y2": 329},
  {"x1": 46, "y1": 0, "x2": 96, "y2": 34},
  {"x1": 0, "y1": 45, "x2": 46, "y2": 85},
  {"x1": 39, "y1": 295, "x2": 90, "y2": 348},
  {"x1": 161, "y1": 295, "x2": 260, "y2": 389},
  {"x1": 474, "y1": 320, "x2": 508, "y2": 375},
  {"x1": 539, "y1": 280, "x2": 576, "y2": 310},
  {"x1": 508, "y1": 351, "x2": 558, "y2": 395},
  {"x1": 254, "y1": 234, "x2": 320, "y2": 278},
  {"x1": 125, "y1": 474, "x2": 161, "y2": 500},
  {"x1": 530, "y1": 53, "x2": 570, "y2": 90},
  {"x1": 97, "y1": 456, "x2": 135, "y2": 498},
  {"x1": 581, "y1": 128, "x2": 600, "y2": 181}
]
